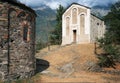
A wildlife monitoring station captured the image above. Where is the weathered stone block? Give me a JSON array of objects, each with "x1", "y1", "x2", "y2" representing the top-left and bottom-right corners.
[{"x1": 0, "y1": 21, "x2": 5, "y2": 25}]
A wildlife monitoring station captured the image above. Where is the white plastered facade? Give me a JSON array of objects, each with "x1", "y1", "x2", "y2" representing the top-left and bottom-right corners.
[{"x1": 62, "y1": 4, "x2": 105, "y2": 45}]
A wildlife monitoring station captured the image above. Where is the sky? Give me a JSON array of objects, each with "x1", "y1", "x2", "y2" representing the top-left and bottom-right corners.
[{"x1": 18, "y1": 0, "x2": 119, "y2": 9}]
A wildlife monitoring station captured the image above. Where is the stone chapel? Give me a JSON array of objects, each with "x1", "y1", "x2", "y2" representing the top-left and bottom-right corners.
[{"x1": 62, "y1": 3, "x2": 105, "y2": 45}]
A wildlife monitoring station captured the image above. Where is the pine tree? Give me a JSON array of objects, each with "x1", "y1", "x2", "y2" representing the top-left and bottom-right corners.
[
  {"x1": 97, "y1": 1, "x2": 120, "y2": 67},
  {"x1": 50, "y1": 5, "x2": 65, "y2": 45}
]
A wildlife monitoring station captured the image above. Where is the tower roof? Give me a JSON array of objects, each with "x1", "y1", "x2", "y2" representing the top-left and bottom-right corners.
[{"x1": 0, "y1": 0, "x2": 36, "y2": 16}]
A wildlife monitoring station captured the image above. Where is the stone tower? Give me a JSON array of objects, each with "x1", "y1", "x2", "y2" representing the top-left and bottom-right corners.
[{"x1": 0, "y1": 0, "x2": 36, "y2": 80}]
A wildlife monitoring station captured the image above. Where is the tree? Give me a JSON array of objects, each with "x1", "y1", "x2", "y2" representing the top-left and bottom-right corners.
[
  {"x1": 50, "y1": 5, "x2": 65, "y2": 45},
  {"x1": 97, "y1": 1, "x2": 120, "y2": 67}
]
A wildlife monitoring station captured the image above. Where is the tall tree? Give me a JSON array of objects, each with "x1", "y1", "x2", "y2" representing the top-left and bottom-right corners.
[
  {"x1": 50, "y1": 5, "x2": 65, "y2": 44},
  {"x1": 97, "y1": 1, "x2": 120, "y2": 67},
  {"x1": 104, "y1": 1, "x2": 120, "y2": 44}
]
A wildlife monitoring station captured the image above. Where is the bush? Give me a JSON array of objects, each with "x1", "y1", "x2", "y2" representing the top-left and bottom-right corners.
[
  {"x1": 97, "y1": 37, "x2": 120, "y2": 68},
  {"x1": 97, "y1": 54, "x2": 115, "y2": 68},
  {"x1": 36, "y1": 40, "x2": 46, "y2": 52}
]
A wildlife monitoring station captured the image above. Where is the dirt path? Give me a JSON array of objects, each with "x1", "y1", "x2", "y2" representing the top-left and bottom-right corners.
[{"x1": 35, "y1": 44, "x2": 120, "y2": 83}]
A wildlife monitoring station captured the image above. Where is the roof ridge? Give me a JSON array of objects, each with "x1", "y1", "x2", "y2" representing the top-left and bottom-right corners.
[{"x1": 70, "y1": 3, "x2": 91, "y2": 9}]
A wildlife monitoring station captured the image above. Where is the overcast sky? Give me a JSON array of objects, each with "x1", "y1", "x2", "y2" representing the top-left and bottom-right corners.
[{"x1": 18, "y1": 0, "x2": 119, "y2": 9}]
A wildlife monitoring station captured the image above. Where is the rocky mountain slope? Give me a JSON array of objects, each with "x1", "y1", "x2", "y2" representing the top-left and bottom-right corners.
[
  {"x1": 33, "y1": 5, "x2": 56, "y2": 42},
  {"x1": 91, "y1": 5, "x2": 111, "y2": 18}
]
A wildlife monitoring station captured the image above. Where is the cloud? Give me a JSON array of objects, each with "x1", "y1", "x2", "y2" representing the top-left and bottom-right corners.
[{"x1": 18, "y1": 0, "x2": 119, "y2": 9}]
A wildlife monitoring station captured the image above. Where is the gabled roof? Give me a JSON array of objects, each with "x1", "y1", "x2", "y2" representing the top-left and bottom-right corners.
[
  {"x1": 70, "y1": 3, "x2": 91, "y2": 9},
  {"x1": 63, "y1": 3, "x2": 103, "y2": 21},
  {"x1": 63, "y1": 3, "x2": 91, "y2": 15},
  {"x1": 91, "y1": 13, "x2": 103, "y2": 21},
  {"x1": 0, "y1": 0, "x2": 36, "y2": 16}
]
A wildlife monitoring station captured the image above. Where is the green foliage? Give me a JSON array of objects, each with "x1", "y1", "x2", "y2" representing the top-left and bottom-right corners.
[
  {"x1": 98, "y1": 54, "x2": 115, "y2": 68},
  {"x1": 36, "y1": 40, "x2": 46, "y2": 52},
  {"x1": 104, "y1": 1, "x2": 120, "y2": 44},
  {"x1": 50, "y1": 5, "x2": 65, "y2": 45},
  {"x1": 97, "y1": 1, "x2": 120, "y2": 67}
]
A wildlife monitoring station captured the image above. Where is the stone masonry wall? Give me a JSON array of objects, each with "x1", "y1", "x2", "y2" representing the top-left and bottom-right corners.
[
  {"x1": 0, "y1": 1, "x2": 36, "y2": 80},
  {"x1": 90, "y1": 15, "x2": 105, "y2": 43},
  {"x1": 0, "y1": 2, "x2": 9, "y2": 80}
]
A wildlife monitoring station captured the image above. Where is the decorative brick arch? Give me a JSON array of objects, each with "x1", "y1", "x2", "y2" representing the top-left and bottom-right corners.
[
  {"x1": 8, "y1": 7, "x2": 17, "y2": 13},
  {"x1": 22, "y1": 21, "x2": 31, "y2": 42},
  {"x1": 26, "y1": 14, "x2": 34, "y2": 21},
  {"x1": 16, "y1": 11, "x2": 31, "y2": 42},
  {"x1": 17, "y1": 11, "x2": 26, "y2": 18}
]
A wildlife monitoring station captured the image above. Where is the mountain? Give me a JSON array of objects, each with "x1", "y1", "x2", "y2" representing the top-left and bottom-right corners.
[
  {"x1": 33, "y1": 5, "x2": 56, "y2": 42},
  {"x1": 91, "y1": 5, "x2": 111, "y2": 18}
]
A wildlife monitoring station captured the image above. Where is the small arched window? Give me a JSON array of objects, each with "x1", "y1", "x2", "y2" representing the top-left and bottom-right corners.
[
  {"x1": 97, "y1": 23, "x2": 99, "y2": 25},
  {"x1": 80, "y1": 14, "x2": 85, "y2": 34},
  {"x1": 66, "y1": 17, "x2": 70, "y2": 36},
  {"x1": 23, "y1": 25, "x2": 28, "y2": 41},
  {"x1": 72, "y1": 8, "x2": 77, "y2": 24}
]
